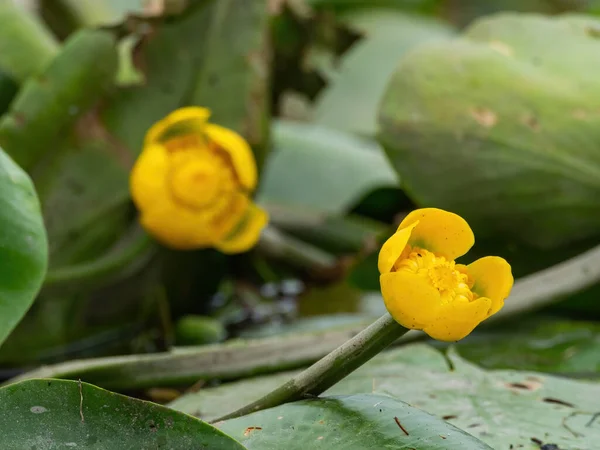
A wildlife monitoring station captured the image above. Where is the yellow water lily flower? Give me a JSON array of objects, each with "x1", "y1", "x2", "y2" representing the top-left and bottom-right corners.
[
  {"x1": 378, "y1": 208, "x2": 513, "y2": 341},
  {"x1": 130, "y1": 107, "x2": 268, "y2": 253}
]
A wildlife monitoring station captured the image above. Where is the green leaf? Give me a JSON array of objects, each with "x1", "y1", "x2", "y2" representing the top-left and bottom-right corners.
[
  {"x1": 218, "y1": 393, "x2": 491, "y2": 449},
  {"x1": 451, "y1": 316, "x2": 600, "y2": 376},
  {"x1": 103, "y1": 0, "x2": 271, "y2": 168},
  {"x1": 171, "y1": 343, "x2": 600, "y2": 449},
  {"x1": 313, "y1": 11, "x2": 455, "y2": 135},
  {"x1": 306, "y1": 0, "x2": 440, "y2": 15},
  {"x1": 0, "y1": 379, "x2": 245, "y2": 449},
  {"x1": 0, "y1": 148, "x2": 47, "y2": 347},
  {"x1": 101, "y1": 2, "x2": 213, "y2": 155},
  {"x1": 378, "y1": 13, "x2": 600, "y2": 248},
  {"x1": 0, "y1": 29, "x2": 118, "y2": 170},
  {"x1": 190, "y1": 0, "x2": 271, "y2": 169},
  {"x1": 257, "y1": 121, "x2": 399, "y2": 215}
]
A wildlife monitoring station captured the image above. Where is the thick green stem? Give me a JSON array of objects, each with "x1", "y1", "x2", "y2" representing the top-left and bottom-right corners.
[
  {"x1": 214, "y1": 314, "x2": 408, "y2": 422},
  {"x1": 0, "y1": 0, "x2": 59, "y2": 82}
]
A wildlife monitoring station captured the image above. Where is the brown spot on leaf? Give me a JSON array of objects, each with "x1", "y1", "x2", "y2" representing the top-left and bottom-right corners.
[
  {"x1": 585, "y1": 26, "x2": 600, "y2": 38},
  {"x1": 572, "y1": 109, "x2": 589, "y2": 120},
  {"x1": 12, "y1": 112, "x2": 26, "y2": 127},
  {"x1": 505, "y1": 380, "x2": 542, "y2": 391},
  {"x1": 442, "y1": 415, "x2": 458, "y2": 420},
  {"x1": 522, "y1": 114, "x2": 540, "y2": 131},
  {"x1": 471, "y1": 108, "x2": 497, "y2": 128},
  {"x1": 73, "y1": 109, "x2": 134, "y2": 169},
  {"x1": 244, "y1": 426, "x2": 263, "y2": 436},
  {"x1": 394, "y1": 417, "x2": 409, "y2": 435},
  {"x1": 543, "y1": 397, "x2": 575, "y2": 408}
]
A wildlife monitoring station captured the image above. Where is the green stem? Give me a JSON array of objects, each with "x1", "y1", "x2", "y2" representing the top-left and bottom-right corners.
[
  {"x1": 214, "y1": 314, "x2": 408, "y2": 421},
  {"x1": 0, "y1": 0, "x2": 59, "y2": 82},
  {"x1": 51, "y1": 0, "x2": 116, "y2": 28}
]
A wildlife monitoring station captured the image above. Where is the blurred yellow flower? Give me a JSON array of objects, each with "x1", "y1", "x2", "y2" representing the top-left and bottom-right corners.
[
  {"x1": 130, "y1": 107, "x2": 268, "y2": 253},
  {"x1": 378, "y1": 208, "x2": 513, "y2": 341}
]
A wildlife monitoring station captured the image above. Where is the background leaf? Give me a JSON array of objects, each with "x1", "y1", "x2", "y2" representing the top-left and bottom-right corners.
[
  {"x1": 450, "y1": 316, "x2": 600, "y2": 376},
  {"x1": 217, "y1": 393, "x2": 491, "y2": 449},
  {"x1": 257, "y1": 121, "x2": 399, "y2": 215},
  {"x1": 0, "y1": 148, "x2": 47, "y2": 347},
  {"x1": 379, "y1": 13, "x2": 600, "y2": 248},
  {"x1": 171, "y1": 343, "x2": 600, "y2": 449},
  {"x1": 313, "y1": 10, "x2": 455, "y2": 136},
  {"x1": 0, "y1": 379, "x2": 245, "y2": 449}
]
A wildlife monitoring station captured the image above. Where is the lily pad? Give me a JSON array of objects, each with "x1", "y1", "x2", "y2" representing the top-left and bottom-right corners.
[
  {"x1": 171, "y1": 343, "x2": 600, "y2": 449},
  {"x1": 451, "y1": 316, "x2": 600, "y2": 376},
  {"x1": 0, "y1": 379, "x2": 244, "y2": 449},
  {"x1": 218, "y1": 393, "x2": 491, "y2": 449}
]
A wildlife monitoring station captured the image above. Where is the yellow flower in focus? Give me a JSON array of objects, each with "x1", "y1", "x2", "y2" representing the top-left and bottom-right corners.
[
  {"x1": 130, "y1": 107, "x2": 268, "y2": 253},
  {"x1": 378, "y1": 208, "x2": 513, "y2": 342}
]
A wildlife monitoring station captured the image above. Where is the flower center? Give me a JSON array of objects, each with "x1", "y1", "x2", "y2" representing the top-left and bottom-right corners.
[
  {"x1": 165, "y1": 135, "x2": 235, "y2": 210},
  {"x1": 393, "y1": 247, "x2": 477, "y2": 304}
]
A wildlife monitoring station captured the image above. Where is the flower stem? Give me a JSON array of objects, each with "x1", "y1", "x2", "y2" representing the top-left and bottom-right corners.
[
  {"x1": 213, "y1": 313, "x2": 408, "y2": 422},
  {"x1": 0, "y1": 0, "x2": 59, "y2": 82}
]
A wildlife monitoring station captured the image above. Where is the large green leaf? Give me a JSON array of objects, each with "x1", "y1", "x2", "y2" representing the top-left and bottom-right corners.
[
  {"x1": 171, "y1": 343, "x2": 600, "y2": 449},
  {"x1": 257, "y1": 121, "x2": 399, "y2": 215},
  {"x1": 217, "y1": 394, "x2": 491, "y2": 449},
  {"x1": 0, "y1": 148, "x2": 47, "y2": 347},
  {"x1": 313, "y1": 11, "x2": 455, "y2": 136},
  {"x1": 190, "y1": 0, "x2": 271, "y2": 169},
  {"x1": 0, "y1": 379, "x2": 244, "y2": 449},
  {"x1": 378, "y1": 13, "x2": 600, "y2": 248},
  {"x1": 451, "y1": 316, "x2": 600, "y2": 376}
]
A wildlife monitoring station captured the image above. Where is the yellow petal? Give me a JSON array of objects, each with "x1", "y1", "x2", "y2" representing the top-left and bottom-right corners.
[
  {"x1": 139, "y1": 191, "x2": 251, "y2": 251},
  {"x1": 377, "y1": 221, "x2": 418, "y2": 274},
  {"x1": 204, "y1": 123, "x2": 257, "y2": 191},
  {"x1": 399, "y1": 208, "x2": 474, "y2": 260},
  {"x1": 130, "y1": 143, "x2": 170, "y2": 212},
  {"x1": 145, "y1": 107, "x2": 211, "y2": 146},
  {"x1": 140, "y1": 203, "x2": 215, "y2": 250},
  {"x1": 215, "y1": 203, "x2": 268, "y2": 254},
  {"x1": 468, "y1": 256, "x2": 514, "y2": 316},
  {"x1": 380, "y1": 271, "x2": 443, "y2": 329},
  {"x1": 423, "y1": 297, "x2": 492, "y2": 342}
]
